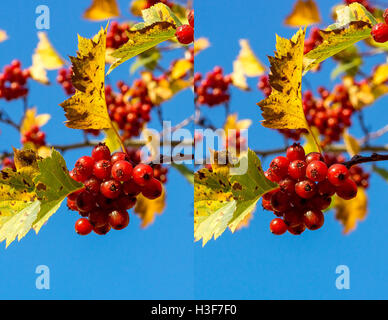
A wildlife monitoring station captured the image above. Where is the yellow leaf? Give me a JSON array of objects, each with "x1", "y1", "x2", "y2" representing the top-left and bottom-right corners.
[
  {"x1": 335, "y1": 187, "x2": 367, "y2": 234},
  {"x1": 103, "y1": 122, "x2": 122, "y2": 153},
  {"x1": 33, "y1": 32, "x2": 65, "y2": 70},
  {"x1": 231, "y1": 60, "x2": 249, "y2": 90},
  {"x1": 285, "y1": 0, "x2": 321, "y2": 27},
  {"x1": 20, "y1": 108, "x2": 50, "y2": 135},
  {"x1": 232, "y1": 211, "x2": 254, "y2": 231},
  {"x1": 130, "y1": 0, "x2": 148, "y2": 17},
  {"x1": 235, "y1": 39, "x2": 265, "y2": 77},
  {"x1": 343, "y1": 131, "x2": 360, "y2": 157},
  {"x1": 60, "y1": 27, "x2": 112, "y2": 130},
  {"x1": 141, "y1": 71, "x2": 190, "y2": 105},
  {"x1": 83, "y1": 0, "x2": 120, "y2": 21},
  {"x1": 372, "y1": 64, "x2": 388, "y2": 85},
  {"x1": 13, "y1": 148, "x2": 40, "y2": 174},
  {"x1": 0, "y1": 30, "x2": 8, "y2": 43},
  {"x1": 303, "y1": 127, "x2": 321, "y2": 154},
  {"x1": 224, "y1": 113, "x2": 251, "y2": 137},
  {"x1": 257, "y1": 29, "x2": 309, "y2": 130},
  {"x1": 29, "y1": 54, "x2": 50, "y2": 85},
  {"x1": 170, "y1": 59, "x2": 193, "y2": 80},
  {"x1": 134, "y1": 186, "x2": 166, "y2": 228},
  {"x1": 194, "y1": 37, "x2": 210, "y2": 55}
]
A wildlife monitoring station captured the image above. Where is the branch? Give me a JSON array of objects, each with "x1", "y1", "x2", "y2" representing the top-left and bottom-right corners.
[{"x1": 343, "y1": 153, "x2": 388, "y2": 168}]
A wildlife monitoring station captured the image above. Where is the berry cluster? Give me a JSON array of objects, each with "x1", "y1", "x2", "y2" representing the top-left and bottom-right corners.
[
  {"x1": 106, "y1": 21, "x2": 131, "y2": 50},
  {"x1": 106, "y1": 80, "x2": 153, "y2": 140},
  {"x1": 56, "y1": 67, "x2": 75, "y2": 96},
  {"x1": 371, "y1": 9, "x2": 388, "y2": 43},
  {"x1": 0, "y1": 60, "x2": 30, "y2": 101},
  {"x1": 21, "y1": 125, "x2": 46, "y2": 147},
  {"x1": 304, "y1": 27, "x2": 323, "y2": 54},
  {"x1": 175, "y1": 10, "x2": 194, "y2": 45},
  {"x1": 68, "y1": 143, "x2": 163, "y2": 236},
  {"x1": 263, "y1": 143, "x2": 358, "y2": 236},
  {"x1": 345, "y1": 0, "x2": 375, "y2": 13},
  {"x1": 194, "y1": 66, "x2": 232, "y2": 106}
]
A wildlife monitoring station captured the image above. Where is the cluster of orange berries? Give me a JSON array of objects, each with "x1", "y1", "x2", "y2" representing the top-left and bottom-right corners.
[{"x1": 0, "y1": 60, "x2": 30, "y2": 101}]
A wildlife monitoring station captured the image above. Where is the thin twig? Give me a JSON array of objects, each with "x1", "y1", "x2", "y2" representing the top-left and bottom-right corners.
[{"x1": 343, "y1": 153, "x2": 388, "y2": 168}]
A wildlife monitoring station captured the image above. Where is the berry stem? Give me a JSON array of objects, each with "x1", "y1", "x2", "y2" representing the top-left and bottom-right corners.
[{"x1": 343, "y1": 153, "x2": 388, "y2": 169}]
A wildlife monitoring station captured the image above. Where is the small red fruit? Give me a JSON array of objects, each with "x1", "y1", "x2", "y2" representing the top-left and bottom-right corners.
[
  {"x1": 188, "y1": 10, "x2": 194, "y2": 28},
  {"x1": 100, "y1": 180, "x2": 122, "y2": 199},
  {"x1": 132, "y1": 163, "x2": 154, "y2": 186},
  {"x1": 371, "y1": 23, "x2": 388, "y2": 43},
  {"x1": 327, "y1": 164, "x2": 349, "y2": 186},
  {"x1": 75, "y1": 218, "x2": 93, "y2": 235},
  {"x1": 306, "y1": 160, "x2": 328, "y2": 182},
  {"x1": 175, "y1": 24, "x2": 194, "y2": 44},
  {"x1": 303, "y1": 209, "x2": 324, "y2": 230},
  {"x1": 108, "y1": 210, "x2": 130, "y2": 230},
  {"x1": 295, "y1": 179, "x2": 317, "y2": 199},
  {"x1": 336, "y1": 178, "x2": 358, "y2": 200},
  {"x1": 286, "y1": 143, "x2": 305, "y2": 161},
  {"x1": 142, "y1": 178, "x2": 163, "y2": 200},
  {"x1": 111, "y1": 160, "x2": 133, "y2": 181},
  {"x1": 270, "y1": 218, "x2": 287, "y2": 235},
  {"x1": 91, "y1": 143, "x2": 111, "y2": 161}
]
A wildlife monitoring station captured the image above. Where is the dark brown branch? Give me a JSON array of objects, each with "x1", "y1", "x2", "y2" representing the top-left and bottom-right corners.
[{"x1": 343, "y1": 153, "x2": 388, "y2": 168}]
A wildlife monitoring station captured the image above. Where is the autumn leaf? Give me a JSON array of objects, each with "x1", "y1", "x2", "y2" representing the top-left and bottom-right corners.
[
  {"x1": 223, "y1": 113, "x2": 251, "y2": 140},
  {"x1": 343, "y1": 131, "x2": 360, "y2": 157},
  {"x1": 303, "y1": 3, "x2": 376, "y2": 74},
  {"x1": 194, "y1": 38, "x2": 210, "y2": 55},
  {"x1": 103, "y1": 122, "x2": 122, "y2": 153},
  {"x1": 0, "y1": 30, "x2": 8, "y2": 43},
  {"x1": 285, "y1": 0, "x2": 321, "y2": 27},
  {"x1": 32, "y1": 150, "x2": 83, "y2": 233},
  {"x1": 335, "y1": 187, "x2": 367, "y2": 234},
  {"x1": 303, "y1": 127, "x2": 321, "y2": 154},
  {"x1": 107, "y1": 3, "x2": 181, "y2": 73},
  {"x1": 372, "y1": 64, "x2": 388, "y2": 85},
  {"x1": 194, "y1": 149, "x2": 278, "y2": 246},
  {"x1": 60, "y1": 27, "x2": 112, "y2": 130},
  {"x1": 257, "y1": 29, "x2": 308, "y2": 130},
  {"x1": 20, "y1": 108, "x2": 50, "y2": 135},
  {"x1": 134, "y1": 187, "x2": 166, "y2": 228},
  {"x1": 83, "y1": 0, "x2": 120, "y2": 21},
  {"x1": 130, "y1": 0, "x2": 148, "y2": 17},
  {"x1": 170, "y1": 59, "x2": 193, "y2": 80}
]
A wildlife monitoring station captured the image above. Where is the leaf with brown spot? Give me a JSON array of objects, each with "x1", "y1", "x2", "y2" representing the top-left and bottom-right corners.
[
  {"x1": 59, "y1": 27, "x2": 112, "y2": 130},
  {"x1": 258, "y1": 29, "x2": 308, "y2": 130}
]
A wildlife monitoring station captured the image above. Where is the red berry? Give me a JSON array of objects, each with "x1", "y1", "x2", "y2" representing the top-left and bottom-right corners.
[
  {"x1": 68, "y1": 188, "x2": 84, "y2": 201},
  {"x1": 262, "y1": 198, "x2": 273, "y2": 211},
  {"x1": 270, "y1": 191, "x2": 290, "y2": 212},
  {"x1": 279, "y1": 178, "x2": 296, "y2": 195},
  {"x1": 132, "y1": 163, "x2": 154, "y2": 186},
  {"x1": 371, "y1": 23, "x2": 388, "y2": 43},
  {"x1": 74, "y1": 156, "x2": 94, "y2": 180},
  {"x1": 286, "y1": 143, "x2": 305, "y2": 161},
  {"x1": 264, "y1": 168, "x2": 281, "y2": 183},
  {"x1": 384, "y1": 9, "x2": 388, "y2": 25},
  {"x1": 327, "y1": 164, "x2": 349, "y2": 186},
  {"x1": 122, "y1": 180, "x2": 142, "y2": 196},
  {"x1": 283, "y1": 208, "x2": 303, "y2": 228},
  {"x1": 69, "y1": 169, "x2": 83, "y2": 182},
  {"x1": 76, "y1": 191, "x2": 96, "y2": 212},
  {"x1": 108, "y1": 210, "x2": 130, "y2": 230},
  {"x1": 270, "y1": 218, "x2": 287, "y2": 235},
  {"x1": 311, "y1": 195, "x2": 331, "y2": 211},
  {"x1": 303, "y1": 209, "x2": 324, "y2": 230},
  {"x1": 287, "y1": 223, "x2": 306, "y2": 235},
  {"x1": 306, "y1": 160, "x2": 328, "y2": 182},
  {"x1": 317, "y1": 179, "x2": 336, "y2": 197},
  {"x1": 93, "y1": 223, "x2": 111, "y2": 235},
  {"x1": 188, "y1": 10, "x2": 194, "y2": 28},
  {"x1": 269, "y1": 156, "x2": 290, "y2": 179},
  {"x1": 295, "y1": 179, "x2": 317, "y2": 199},
  {"x1": 288, "y1": 160, "x2": 307, "y2": 180},
  {"x1": 111, "y1": 152, "x2": 129, "y2": 164},
  {"x1": 93, "y1": 160, "x2": 112, "y2": 180},
  {"x1": 336, "y1": 178, "x2": 358, "y2": 200},
  {"x1": 111, "y1": 160, "x2": 133, "y2": 182},
  {"x1": 75, "y1": 218, "x2": 93, "y2": 235},
  {"x1": 305, "y1": 152, "x2": 324, "y2": 164},
  {"x1": 175, "y1": 24, "x2": 194, "y2": 44},
  {"x1": 88, "y1": 208, "x2": 109, "y2": 228},
  {"x1": 67, "y1": 198, "x2": 78, "y2": 211},
  {"x1": 91, "y1": 143, "x2": 111, "y2": 161},
  {"x1": 84, "y1": 177, "x2": 101, "y2": 195},
  {"x1": 142, "y1": 178, "x2": 163, "y2": 200},
  {"x1": 116, "y1": 196, "x2": 137, "y2": 210},
  {"x1": 100, "y1": 180, "x2": 122, "y2": 199}
]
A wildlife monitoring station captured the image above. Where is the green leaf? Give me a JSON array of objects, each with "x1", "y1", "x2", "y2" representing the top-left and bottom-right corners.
[
  {"x1": 32, "y1": 150, "x2": 83, "y2": 233},
  {"x1": 171, "y1": 163, "x2": 194, "y2": 185},
  {"x1": 141, "y1": 2, "x2": 183, "y2": 27},
  {"x1": 130, "y1": 47, "x2": 161, "y2": 74},
  {"x1": 303, "y1": 3, "x2": 375, "y2": 74},
  {"x1": 107, "y1": 22, "x2": 176, "y2": 74},
  {"x1": 373, "y1": 166, "x2": 388, "y2": 182},
  {"x1": 331, "y1": 45, "x2": 362, "y2": 79},
  {"x1": 194, "y1": 149, "x2": 278, "y2": 246}
]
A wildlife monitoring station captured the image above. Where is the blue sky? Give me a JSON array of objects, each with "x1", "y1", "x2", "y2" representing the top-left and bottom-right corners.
[
  {"x1": 195, "y1": 0, "x2": 388, "y2": 299},
  {"x1": 0, "y1": 0, "x2": 387, "y2": 300},
  {"x1": 0, "y1": 0, "x2": 193, "y2": 299}
]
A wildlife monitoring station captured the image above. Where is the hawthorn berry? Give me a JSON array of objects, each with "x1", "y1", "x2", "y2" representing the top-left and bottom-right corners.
[
  {"x1": 93, "y1": 223, "x2": 111, "y2": 235},
  {"x1": 288, "y1": 160, "x2": 307, "y2": 180},
  {"x1": 303, "y1": 210, "x2": 324, "y2": 230},
  {"x1": 100, "y1": 180, "x2": 122, "y2": 199},
  {"x1": 108, "y1": 210, "x2": 130, "y2": 230},
  {"x1": 76, "y1": 191, "x2": 96, "y2": 212},
  {"x1": 88, "y1": 208, "x2": 109, "y2": 228},
  {"x1": 142, "y1": 178, "x2": 163, "y2": 200},
  {"x1": 111, "y1": 160, "x2": 133, "y2": 182},
  {"x1": 132, "y1": 163, "x2": 154, "y2": 186},
  {"x1": 269, "y1": 156, "x2": 289, "y2": 179},
  {"x1": 270, "y1": 191, "x2": 290, "y2": 212},
  {"x1": 384, "y1": 8, "x2": 388, "y2": 25},
  {"x1": 295, "y1": 179, "x2": 317, "y2": 199},
  {"x1": 270, "y1": 218, "x2": 287, "y2": 235},
  {"x1": 287, "y1": 223, "x2": 306, "y2": 235},
  {"x1": 188, "y1": 10, "x2": 194, "y2": 28},
  {"x1": 91, "y1": 143, "x2": 111, "y2": 161},
  {"x1": 74, "y1": 156, "x2": 94, "y2": 181},
  {"x1": 327, "y1": 164, "x2": 349, "y2": 186},
  {"x1": 175, "y1": 24, "x2": 194, "y2": 44},
  {"x1": 306, "y1": 160, "x2": 328, "y2": 182},
  {"x1": 93, "y1": 160, "x2": 112, "y2": 180},
  {"x1": 371, "y1": 23, "x2": 388, "y2": 43},
  {"x1": 336, "y1": 178, "x2": 358, "y2": 200},
  {"x1": 75, "y1": 218, "x2": 93, "y2": 235},
  {"x1": 305, "y1": 152, "x2": 324, "y2": 164},
  {"x1": 286, "y1": 143, "x2": 305, "y2": 161}
]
